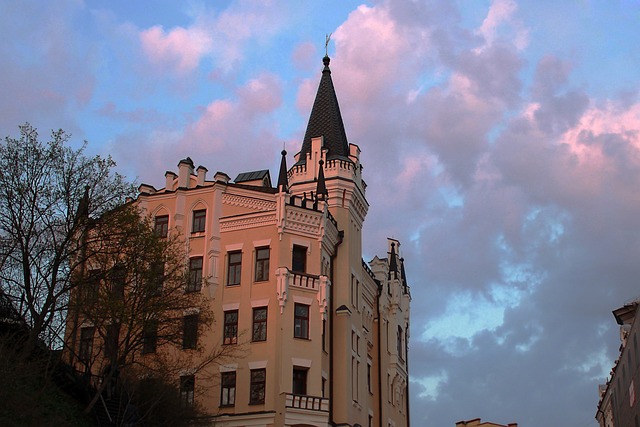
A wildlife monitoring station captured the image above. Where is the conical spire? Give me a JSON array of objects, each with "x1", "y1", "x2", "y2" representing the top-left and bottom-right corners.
[
  {"x1": 400, "y1": 257, "x2": 408, "y2": 293},
  {"x1": 297, "y1": 55, "x2": 350, "y2": 164},
  {"x1": 316, "y1": 159, "x2": 328, "y2": 201},
  {"x1": 277, "y1": 149, "x2": 288, "y2": 193},
  {"x1": 75, "y1": 185, "x2": 90, "y2": 223},
  {"x1": 388, "y1": 242, "x2": 398, "y2": 280}
]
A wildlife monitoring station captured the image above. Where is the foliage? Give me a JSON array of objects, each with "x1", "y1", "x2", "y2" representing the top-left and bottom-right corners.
[
  {"x1": 0, "y1": 333, "x2": 93, "y2": 427},
  {"x1": 67, "y1": 203, "x2": 238, "y2": 418},
  {"x1": 0, "y1": 123, "x2": 134, "y2": 349}
]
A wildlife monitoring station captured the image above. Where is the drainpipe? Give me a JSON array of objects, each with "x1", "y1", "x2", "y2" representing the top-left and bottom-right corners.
[
  {"x1": 376, "y1": 281, "x2": 383, "y2": 427},
  {"x1": 329, "y1": 230, "x2": 343, "y2": 425}
]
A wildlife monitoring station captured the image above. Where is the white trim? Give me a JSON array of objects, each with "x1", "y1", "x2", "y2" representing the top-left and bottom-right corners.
[
  {"x1": 253, "y1": 239, "x2": 271, "y2": 248},
  {"x1": 225, "y1": 243, "x2": 244, "y2": 252},
  {"x1": 293, "y1": 295, "x2": 313, "y2": 305},
  {"x1": 251, "y1": 298, "x2": 270, "y2": 307},
  {"x1": 248, "y1": 360, "x2": 268, "y2": 370},
  {"x1": 291, "y1": 238, "x2": 310, "y2": 252},
  {"x1": 292, "y1": 357, "x2": 312, "y2": 368},
  {"x1": 222, "y1": 302, "x2": 240, "y2": 311},
  {"x1": 219, "y1": 364, "x2": 238, "y2": 373}
]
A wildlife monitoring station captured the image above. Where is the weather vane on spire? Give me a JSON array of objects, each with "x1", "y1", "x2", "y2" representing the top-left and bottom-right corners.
[{"x1": 325, "y1": 33, "x2": 332, "y2": 56}]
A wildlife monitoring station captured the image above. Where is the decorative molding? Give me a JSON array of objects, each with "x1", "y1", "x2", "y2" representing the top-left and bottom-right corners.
[
  {"x1": 220, "y1": 212, "x2": 277, "y2": 232},
  {"x1": 284, "y1": 207, "x2": 323, "y2": 236},
  {"x1": 222, "y1": 193, "x2": 275, "y2": 212}
]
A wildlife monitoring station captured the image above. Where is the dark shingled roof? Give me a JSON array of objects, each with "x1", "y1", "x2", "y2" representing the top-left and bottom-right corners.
[
  {"x1": 235, "y1": 170, "x2": 271, "y2": 185},
  {"x1": 297, "y1": 55, "x2": 350, "y2": 165}
]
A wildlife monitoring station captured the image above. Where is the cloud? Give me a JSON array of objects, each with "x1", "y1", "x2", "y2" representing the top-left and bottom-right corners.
[
  {"x1": 113, "y1": 72, "x2": 284, "y2": 186},
  {"x1": 140, "y1": 25, "x2": 213, "y2": 74}
]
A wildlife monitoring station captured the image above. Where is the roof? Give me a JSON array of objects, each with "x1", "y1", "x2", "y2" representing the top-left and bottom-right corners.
[
  {"x1": 234, "y1": 170, "x2": 272, "y2": 186},
  {"x1": 297, "y1": 55, "x2": 350, "y2": 164}
]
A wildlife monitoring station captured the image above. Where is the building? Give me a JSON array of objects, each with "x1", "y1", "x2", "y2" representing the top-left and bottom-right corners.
[
  {"x1": 596, "y1": 300, "x2": 640, "y2": 427},
  {"x1": 455, "y1": 419, "x2": 517, "y2": 427},
  {"x1": 65, "y1": 54, "x2": 411, "y2": 427}
]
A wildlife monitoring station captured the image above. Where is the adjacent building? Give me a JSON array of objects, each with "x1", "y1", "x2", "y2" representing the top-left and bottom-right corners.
[
  {"x1": 597, "y1": 300, "x2": 640, "y2": 427},
  {"x1": 65, "y1": 54, "x2": 411, "y2": 427}
]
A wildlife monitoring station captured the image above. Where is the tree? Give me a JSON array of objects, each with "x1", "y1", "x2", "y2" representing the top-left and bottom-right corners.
[
  {"x1": 67, "y1": 204, "x2": 237, "y2": 421},
  {"x1": 0, "y1": 123, "x2": 134, "y2": 350}
]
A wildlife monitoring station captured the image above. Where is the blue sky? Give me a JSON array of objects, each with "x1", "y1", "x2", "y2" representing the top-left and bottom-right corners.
[{"x1": 2, "y1": 1, "x2": 640, "y2": 425}]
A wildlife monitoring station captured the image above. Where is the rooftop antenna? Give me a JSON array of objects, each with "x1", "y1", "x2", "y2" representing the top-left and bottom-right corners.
[{"x1": 325, "y1": 33, "x2": 332, "y2": 56}]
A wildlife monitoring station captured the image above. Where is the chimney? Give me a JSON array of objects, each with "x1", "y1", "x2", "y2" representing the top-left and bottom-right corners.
[
  {"x1": 178, "y1": 157, "x2": 194, "y2": 188},
  {"x1": 214, "y1": 171, "x2": 230, "y2": 184},
  {"x1": 165, "y1": 171, "x2": 177, "y2": 191},
  {"x1": 196, "y1": 165, "x2": 208, "y2": 186}
]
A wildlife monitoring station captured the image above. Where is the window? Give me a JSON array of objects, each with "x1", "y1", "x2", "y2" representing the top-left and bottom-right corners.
[
  {"x1": 142, "y1": 321, "x2": 158, "y2": 354},
  {"x1": 84, "y1": 269, "x2": 101, "y2": 304},
  {"x1": 292, "y1": 367, "x2": 308, "y2": 395},
  {"x1": 252, "y1": 307, "x2": 267, "y2": 342},
  {"x1": 254, "y1": 247, "x2": 270, "y2": 281},
  {"x1": 223, "y1": 310, "x2": 238, "y2": 345},
  {"x1": 154, "y1": 215, "x2": 169, "y2": 237},
  {"x1": 250, "y1": 369, "x2": 266, "y2": 404},
  {"x1": 227, "y1": 251, "x2": 242, "y2": 286},
  {"x1": 105, "y1": 323, "x2": 119, "y2": 361},
  {"x1": 180, "y1": 375, "x2": 195, "y2": 407},
  {"x1": 292, "y1": 245, "x2": 306, "y2": 272},
  {"x1": 183, "y1": 314, "x2": 198, "y2": 349},
  {"x1": 192, "y1": 209, "x2": 206, "y2": 233},
  {"x1": 111, "y1": 264, "x2": 126, "y2": 299},
  {"x1": 322, "y1": 319, "x2": 326, "y2": 351},
  {"x1": 187, "y1": 257, "x2": 203, "y2": 292},
  {"x1": 294, "y1": 303, "x2": 309, "y2": 339},
  {"x1": 150, "y1": 262, "x2": 164, "y2": 295},
  {"x1": 79, "y1": 327, "x2": 94, "y2": 365},
  {"x1": 367, "y1": 362, "x2": 373, "y2": 393},
  {"x1": 220, "y1": 372, "x2": 236, "y2": 407},
  {"x1": 397, "y1": 326, "x2": 403, "y2": 361}
]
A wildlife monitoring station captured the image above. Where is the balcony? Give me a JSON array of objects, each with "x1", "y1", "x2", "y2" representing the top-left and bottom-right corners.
[{"x1": 285, "y1": 393, "x2": 328, "y2": 412}]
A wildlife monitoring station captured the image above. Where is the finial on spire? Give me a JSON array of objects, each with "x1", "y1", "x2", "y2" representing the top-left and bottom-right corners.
[
  {"x1": 325, "y1": 33, "x2": 332, "y2": 56},
  {"x1": 316, "y1": 159, "x2": 328, "y2": 201},
  {"x1": 277, "y1": 147, "x2": 289, "y2": 193}
]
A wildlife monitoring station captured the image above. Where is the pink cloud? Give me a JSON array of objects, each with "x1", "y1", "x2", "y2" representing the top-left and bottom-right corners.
[
  {"x1": 140, "y1": 25, "x2": 212, "y2": 74},
  {"x1": 476, "y1": 0, "x2": 529, "y2": 51}
]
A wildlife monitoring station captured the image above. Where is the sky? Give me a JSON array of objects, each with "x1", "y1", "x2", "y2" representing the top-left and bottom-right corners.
[{"x1": 2, "y1": 0, "x2": 640, "y2": 425}]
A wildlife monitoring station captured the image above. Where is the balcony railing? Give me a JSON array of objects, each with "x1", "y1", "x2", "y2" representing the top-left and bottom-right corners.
[{"x1": 285, "y1": 393, "x2": 328, "y2": 412}]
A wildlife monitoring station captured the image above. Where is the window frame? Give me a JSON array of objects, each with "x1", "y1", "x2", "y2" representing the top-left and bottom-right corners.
[
  {"x1": 220, "y1": 371, "x2": 236, "y2": 407},
  {"x1": 227, "y1": 251, "x2": 242, "y2": 286},
  {"x1": 187, "y1": 257, "x2": 203, "y2": 293},
  {"x1": 223, "y1": 310, "x2": 238, "y2": 345},
  {"x1": 294, "y1": 303, "x2": 310, "y2": 340},
  {"x1": 150, "y1": 261, "x2": 164, "y2": 295},
  {"x1": 142, "y1": 320, "x2": 158, "y2": 354},
  {"x1": 249, "y1": 368, "x2": 266, "y2": 405},
  {"x1": 192, "y1": 209, "x2": 206, "y2": 233},
  {"x1": 154, "y1": 215, "x2": 169, "y2": 238},
  {"x1": 254, "y1": 247, "x2": 270, "y2": 282},
  {"x1": 180, "y1": 375, "x2": 195, "y2": 408},
  {"x1": 79, "y1": 326, "x2": 94, "y2": 365},
  {"x1": 183, "y1": 314, "x2": 198, "y2": 350},
  {"x1": 252, "y1": 307, "x2": 268, "y2": 342},
  {"x1": 292, "y1": 367, "x2": 308, "y2": 396},
  {"x1": 292, "y1": 245, "x2": 306, "y2": 273}
]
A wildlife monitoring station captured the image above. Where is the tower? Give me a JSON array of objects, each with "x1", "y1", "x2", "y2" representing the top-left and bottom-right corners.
[{"x1": 64, "y1": 53, "x2": 411, "y2": 427}]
